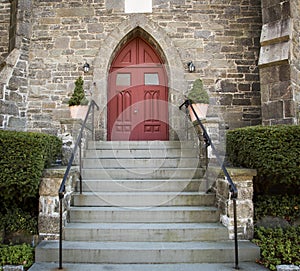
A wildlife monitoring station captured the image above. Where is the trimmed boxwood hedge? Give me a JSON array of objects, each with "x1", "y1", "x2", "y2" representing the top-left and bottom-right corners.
[
  {"x1": 0, "y1": 130, "x2": 61, "y2": 234},
  {"x1": 226, "y1": 125, "x2": 300, "y2": 187}
]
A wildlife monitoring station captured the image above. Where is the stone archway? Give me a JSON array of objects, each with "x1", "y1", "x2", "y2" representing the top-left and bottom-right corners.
[{"x1": 92, "y1": 14, "x2": 186, "y2": 140}]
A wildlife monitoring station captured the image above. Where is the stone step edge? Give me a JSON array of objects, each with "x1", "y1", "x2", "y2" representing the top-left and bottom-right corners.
[
  {"x1": 36, "y1": 240, "x2": 258, "y2": 250},
  {"x1": 64, "y1": 222, "x2": 225, "y2": 229},
  {"x1": 28, "y1": 262, "x2": 268, "y2": 271},
  {"x1": 72, "y1": 191, "x2": 213, "y2": 196},
  {"x1": 69, "y1": 206, "x2": 219, "y2": 211},
  {"x1": 86, "y1": 141, "x2": 197, "y2": 149}
]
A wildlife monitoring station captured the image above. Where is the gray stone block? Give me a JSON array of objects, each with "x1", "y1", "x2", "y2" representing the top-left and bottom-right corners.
[
  {"x1": 3, "y1": 266, "x2": 24, "y2": 271},
  {"x1": 276, "y1": 265, "x2": 300, "y2": 271}
]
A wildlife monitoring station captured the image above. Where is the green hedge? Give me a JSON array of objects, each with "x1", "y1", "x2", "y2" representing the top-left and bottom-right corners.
[
  {"x1": 0, "y1": 130, "x2": 61, "y2": 234},
  {"x1": 253, "y1": 226, "x2": 300, "y2": 270},
  {"x1": 0, "y1": 243, "x2": 34, "y2": 269},
  {"x1": 226, "y1": 125, "x2": 300, "y2": 186},
  {"x1": 254, "y1": 195, "x2": 300, "y2": 224}
]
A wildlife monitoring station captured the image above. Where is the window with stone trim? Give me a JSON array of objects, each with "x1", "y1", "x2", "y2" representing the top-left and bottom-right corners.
[{"x1": 125, "y1": 0, "x2": 152, "y2": 13}]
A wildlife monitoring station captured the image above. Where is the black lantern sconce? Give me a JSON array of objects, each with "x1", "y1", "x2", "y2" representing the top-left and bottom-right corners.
[
  {"x1": 83, "y1": 61, "x2": 90, "y2": 73},
  {"x1": 187, "y1": 61, "x2": 195, "y2": 73}
]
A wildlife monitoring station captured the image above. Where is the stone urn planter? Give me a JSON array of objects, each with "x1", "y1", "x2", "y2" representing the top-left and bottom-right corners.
[
  {"x1": 68, "y1": 76, "x2": 89, "y2": 120},
  {"x1": 69, "y1": 105, "x2": 88, "y2": 120},
  {"x1": 188, "y1": 103, "x2": 209, "y2": 122}
]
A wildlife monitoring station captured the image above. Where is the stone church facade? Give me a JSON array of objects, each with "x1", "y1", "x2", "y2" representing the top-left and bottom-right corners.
[{"x1": 0, "y1": 0, "x2": 299, "y2": 140}]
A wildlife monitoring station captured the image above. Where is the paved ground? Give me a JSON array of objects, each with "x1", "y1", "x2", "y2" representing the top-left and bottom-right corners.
[{"x1": 28, "y1": 262, "x2": 269, "y2": 271}]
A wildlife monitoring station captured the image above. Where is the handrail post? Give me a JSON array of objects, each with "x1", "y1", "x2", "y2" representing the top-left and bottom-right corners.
[
  {"x1": 179, "y1": 99, "x2": 239, "y2": 270},
  {"x1": 58, "y1": 194, "x2": 63, "y2": 270},
  {"x1": 79, "y1": 137, "x2": 82, "y2": 194},
  {"x1": 92, "y1": 101, "x2": 95, "y2": 140},
  {"x1": 233, "y1": 197, "x2": 239, "y2": 269},
  {"x1": 57, "y1": 99, "x2": 99, "y2": 270}
]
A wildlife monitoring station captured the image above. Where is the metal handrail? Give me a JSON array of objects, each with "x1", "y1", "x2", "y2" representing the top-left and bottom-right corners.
[
  {"x1": 58, "y1": 100, "x2": 99, "y2": 270},
  {"x1": 179, "y1": 99, "x2": 239, "y2": 270}
]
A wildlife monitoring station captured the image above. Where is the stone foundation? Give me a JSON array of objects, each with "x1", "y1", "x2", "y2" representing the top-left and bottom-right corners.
[
  {"x1": 215, "y1": 168, "x2": 257, "y2": 240},
  {"x1": 38, "y1": 167, "x2": 79, "y2": 240}
]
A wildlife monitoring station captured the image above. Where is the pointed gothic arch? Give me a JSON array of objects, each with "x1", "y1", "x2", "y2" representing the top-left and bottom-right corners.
[
  {"x1": 107, "y1": 35, "x2": 169, "y2": 140},
  {"x1": 92, "y1": 14, "x2": 186, "y2": 140}
]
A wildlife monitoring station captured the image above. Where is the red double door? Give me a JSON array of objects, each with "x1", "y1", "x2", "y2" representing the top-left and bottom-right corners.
[{"x1": 107, "y1": 37, "x2": 169, "y2": 141}]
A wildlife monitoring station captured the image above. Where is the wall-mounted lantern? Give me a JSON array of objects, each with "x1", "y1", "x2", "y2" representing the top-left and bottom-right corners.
[
  {"x1": 83, "y1": 62, "x2": 90, "y2": 73},
  {"x1": 187, "y1": 61, "x2": 195, "y2": 73}
]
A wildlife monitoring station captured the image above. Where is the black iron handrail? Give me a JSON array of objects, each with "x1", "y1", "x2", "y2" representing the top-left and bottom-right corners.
[
  {"x1": 58, "y1": 100, "x2": 99, "y2": 270},
  {"x1": 179, "y1": 99, "x2": 239, "y2": 270}
]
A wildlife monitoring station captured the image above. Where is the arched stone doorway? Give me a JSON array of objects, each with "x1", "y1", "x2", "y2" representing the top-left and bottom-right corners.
[
  {"x1": 107, "y1": 36, "x2": 169, "y2": 141},
  {"x1": 92, "y1": 15, "x2": 186, "y2": 141}
]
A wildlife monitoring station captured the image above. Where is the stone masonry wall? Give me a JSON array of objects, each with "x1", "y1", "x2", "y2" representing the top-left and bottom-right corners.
[
  {"x1": 0, "y1": 0, "x2": 32, "y2": 130},
  {"x1": 291, "y1": 0, "x2": 300, "y2": 123},
  {"x1": 259, "y1": 0, "x2": 299, "y2": 125},
  {"x1": 0, "y1": 0, "x2": 10, "y2": 58},
  {"x1": 6, "y1": 0, "x2": 263, "y2": 138},
  {"x1": 39, "y1": 167, "x2": 79, "y2": 240},
  {"x1": 215, "y1": 167, "x2": 257, "y2": 240}
]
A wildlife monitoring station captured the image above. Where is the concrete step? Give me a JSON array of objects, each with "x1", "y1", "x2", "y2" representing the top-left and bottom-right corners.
[
  {"x1": 29, "y1": 262, "x2": 269, "y2": 271},
  {"x1": 72, "y1": 192, "x2": 215, "y2": 207},
  {"x1": 78, "y1": 179, "x2": 206, "y2": 192},
  {"x1": 84, "y1": 148, "x2": 198, "y2": 159},
  {"x1": 64, "y1": 222, "x2": 229, "y2": 242},
  {"x1": 69, "y1": 206, "x2": 220, "y2": 223},
  {"x1": 82, "y1": 168, "x2": 204, "y2": 180},
  {"x1": 35, "y1": 240, "x2": 260, "y2": 264},
  {"x1": 86, "y1": 140, "x2": 198, "y2": 150},
  {"x1": 82, "y1": 157, "x2": 200, "y2": 169}
]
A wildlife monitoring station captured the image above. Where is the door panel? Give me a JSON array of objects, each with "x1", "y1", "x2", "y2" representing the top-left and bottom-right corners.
[{"x1": 108, "y1": 38, "x2": 168, "y2": 141}]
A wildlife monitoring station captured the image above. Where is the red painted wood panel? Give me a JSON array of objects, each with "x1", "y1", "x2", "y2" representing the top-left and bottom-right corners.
[{"x1": 108, "y1": 37, "x2": 168, "y2": 141}]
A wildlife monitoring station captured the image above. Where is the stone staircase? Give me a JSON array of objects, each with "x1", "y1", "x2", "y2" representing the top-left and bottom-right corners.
[{"x1": 30, "y1": 141, "x2": 262, "y2": 270}]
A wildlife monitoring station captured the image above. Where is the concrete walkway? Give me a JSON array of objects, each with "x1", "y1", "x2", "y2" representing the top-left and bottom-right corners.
[{"x1": 29, "y1": 262, "x2": 269, "y2": 271}]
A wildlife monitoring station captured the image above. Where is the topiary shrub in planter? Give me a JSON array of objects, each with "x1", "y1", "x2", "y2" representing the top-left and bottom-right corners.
[
  {"x1": 187, "y1": 79, "x2": 210, "y2": 121},
  {"x1": 68, "y1": 76, "x2": 89, "y2": 120}
]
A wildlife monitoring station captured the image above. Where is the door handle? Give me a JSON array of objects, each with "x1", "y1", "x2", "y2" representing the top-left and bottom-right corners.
[{"x1": 134, "y1": 109, "x2": 138, "y2": 114}]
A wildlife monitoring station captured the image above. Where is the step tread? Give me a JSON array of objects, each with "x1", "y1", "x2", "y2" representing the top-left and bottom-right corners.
[
  {"x1": 87, "y1": 141, "x2": 197, "y2": 150},
  {"x1": 82, "y1": 158, "x2": 200, "y2": 168},
  {"x1": 29, "y1": 262, "x2": 269, "y2": 271},
  {"x1": 37, "y1": 240, "x2": 258, "y2": 250},
  {"x1": 78, "y1": 179, "x2": 206, "y2": 192},
  {"x1": 70, "y1": 206, "x2": 218, "y2": 211},
  {"x1": 79, "y1": 179, "x2": 204, "y2": 184},
  {"x1": 83, "y1": 150, "x2": 199, "y2": 159},
  {"x1": 65, "y1": 222, "x2": 226, "y2": 230},
  {"x1": 73, "y1": 191, "x2": 212, "y2": 196}
]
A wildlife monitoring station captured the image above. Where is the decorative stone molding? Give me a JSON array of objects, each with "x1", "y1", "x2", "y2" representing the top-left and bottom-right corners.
[{"x1": 215, "y1": 167, "x2": 257, "y2": 240}]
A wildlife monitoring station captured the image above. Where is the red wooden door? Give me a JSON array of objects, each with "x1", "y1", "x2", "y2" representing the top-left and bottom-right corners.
[{"x1": 107, "y1": 38, "x2": 169, "y2": 141}]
